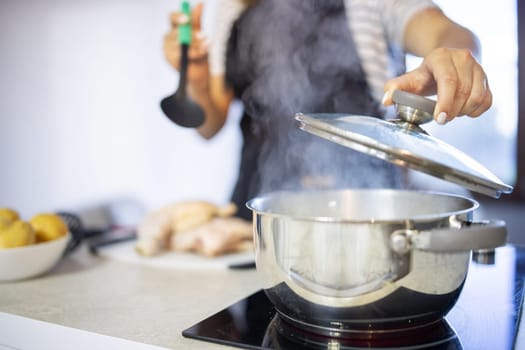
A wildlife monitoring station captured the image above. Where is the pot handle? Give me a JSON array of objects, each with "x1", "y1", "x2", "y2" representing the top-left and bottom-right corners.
[{"x1": 391, "y1": 220, "x2": 507, "y2": 253}]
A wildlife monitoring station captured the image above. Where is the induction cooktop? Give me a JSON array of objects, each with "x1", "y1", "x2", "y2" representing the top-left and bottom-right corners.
[{"x1": 183, "y1": 246, "x2": 525, "y2": 349}]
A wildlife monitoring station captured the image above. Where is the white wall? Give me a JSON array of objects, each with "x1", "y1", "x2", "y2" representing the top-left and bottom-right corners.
[{"x1": 0, "y1": 0, "x2": 241, "y2": 222}]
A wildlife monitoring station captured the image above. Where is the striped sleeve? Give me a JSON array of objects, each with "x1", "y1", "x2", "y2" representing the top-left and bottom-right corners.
[
  {"x1": 380, "y1": 0, "x2": 439, "y2": 50},
  {"x1": 209, "y1": 0, "x2": 247, "y2": 76},
  {"x1": 347, "y1": 0, "x2": 438, "y2": 102}
]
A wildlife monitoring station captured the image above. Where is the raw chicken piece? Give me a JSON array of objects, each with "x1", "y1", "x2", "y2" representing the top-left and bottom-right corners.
[
  {"x1": 135, "y1": 201, "x2": 237, "y2": 256},
  {"x1": 135, "y1": 205, "x2": 176, "y2": 256},
  {"x1": 171, "y1": 217, "x2": 253, "y2": 257},
  {"x1": 171, "y1": 201, "x2": 236, "y2": 232}
]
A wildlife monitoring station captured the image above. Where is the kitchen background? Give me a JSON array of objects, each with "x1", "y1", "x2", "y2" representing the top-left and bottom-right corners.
[{"x1": 1, "y1": 0, "x2": 522, "y2": 237}]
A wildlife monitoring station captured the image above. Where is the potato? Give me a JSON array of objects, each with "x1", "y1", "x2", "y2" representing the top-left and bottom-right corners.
[
  {"x1": 0, "y1": 220, "x2": 35, "y2": 248},
  {"x1": 30, "y1": 213, "x2": 68, "y2": 242},
  {"x1": 0, "y1": 208, "x2": 20, "y2": 224}
]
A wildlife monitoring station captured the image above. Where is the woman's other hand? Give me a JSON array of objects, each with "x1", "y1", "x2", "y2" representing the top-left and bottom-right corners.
[
  {"x1": 383, "y1": 47, "x2": 492, "y2": 125},
  {"x1": 382, "y1": 7, "x2": 492, "y2": 125}
]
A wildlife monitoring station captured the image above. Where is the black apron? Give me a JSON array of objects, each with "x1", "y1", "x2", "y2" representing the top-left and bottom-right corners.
[{"x1": 225, "y1": 0, "x2": 401, "y2": 219}]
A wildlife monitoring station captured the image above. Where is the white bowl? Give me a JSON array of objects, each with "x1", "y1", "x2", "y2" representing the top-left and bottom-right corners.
[{"x1": 0, "y1": 233, "x2": 70, "y2": 282}]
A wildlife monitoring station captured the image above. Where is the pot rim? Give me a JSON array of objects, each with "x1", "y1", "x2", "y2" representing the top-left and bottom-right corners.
[{"x1": 245, "y1": 188, "x2": 479, "y2": 224}]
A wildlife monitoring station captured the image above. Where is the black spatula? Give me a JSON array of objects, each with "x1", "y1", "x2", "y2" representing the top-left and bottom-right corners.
[{"x1": 160, "y1": 1, "x2": 205, "y2": 128}]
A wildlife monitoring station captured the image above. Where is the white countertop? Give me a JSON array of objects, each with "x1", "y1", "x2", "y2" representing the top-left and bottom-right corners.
[
  {"x1": 2, "y1": 245, "x2": 524, "y2": 350},
  {"x1": 0, "y1": 245, "x2": 262, "y2": 349}
]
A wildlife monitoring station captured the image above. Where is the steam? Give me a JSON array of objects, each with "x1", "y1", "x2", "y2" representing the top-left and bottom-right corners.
[{"x1": 226, "y1": 0, "x2": 401, "y2": 196}]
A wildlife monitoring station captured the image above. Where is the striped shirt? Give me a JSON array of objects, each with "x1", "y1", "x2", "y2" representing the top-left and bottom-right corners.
[{"x1": 209, "y1": 0, "x2": 437, "y2": 102}]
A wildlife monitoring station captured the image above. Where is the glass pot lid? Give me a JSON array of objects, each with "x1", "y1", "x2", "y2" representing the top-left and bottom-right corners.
[{"x1": 295, "y1": 90, "x2": 513, "y2": 198}]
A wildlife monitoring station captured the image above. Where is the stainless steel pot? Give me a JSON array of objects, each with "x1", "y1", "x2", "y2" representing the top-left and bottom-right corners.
[{"x1": 246, "y1": 189, "x2": 506, "y2": 334}]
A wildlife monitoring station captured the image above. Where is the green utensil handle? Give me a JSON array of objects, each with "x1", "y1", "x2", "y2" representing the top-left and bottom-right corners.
[{"x1": 179, "y1": 1, "x2": 192, "y2": 45}]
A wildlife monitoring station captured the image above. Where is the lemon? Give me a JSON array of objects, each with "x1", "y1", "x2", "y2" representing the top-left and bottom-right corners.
[
  {"x1": 0, "y1": 220, "x2": 36, "y2": 248},
  {"x1": 0, "y1": 208, "x2": 20, "y2": 224},
  {"x1": 30, "y1": 213, "x2": 68, "y2": 242}
]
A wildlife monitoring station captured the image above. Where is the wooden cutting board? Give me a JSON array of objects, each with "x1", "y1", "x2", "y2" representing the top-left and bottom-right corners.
[{"x1": 96, "y1": 240, "x2": 255, "y2": 270}]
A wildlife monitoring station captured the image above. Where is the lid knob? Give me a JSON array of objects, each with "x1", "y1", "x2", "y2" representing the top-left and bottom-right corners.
[{"x1": 392, "y1": 90, "x2": 436, "y2": 131}]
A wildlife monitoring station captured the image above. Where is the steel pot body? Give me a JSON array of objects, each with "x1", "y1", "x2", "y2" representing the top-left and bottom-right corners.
[{"x1": 246, "y1": 189, "x2": 506, "y2": 334}]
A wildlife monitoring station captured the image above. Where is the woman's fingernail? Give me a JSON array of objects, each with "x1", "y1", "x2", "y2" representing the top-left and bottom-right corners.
[
  {"x1": 436, "y1": 112, "x2": 448, "y2": 125},
  {"x1": 179, "y1": 14, "x2": 190, "y2": 24},
  {"x1": 381, "y1": 91, "x2": 391, "y2": 105},
  {"x1": 195, "y1": 31, "x2": 206, "y2": 40}
]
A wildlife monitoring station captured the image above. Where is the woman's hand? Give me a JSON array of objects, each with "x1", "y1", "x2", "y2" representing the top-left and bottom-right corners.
[
  {"x1": 382, "y1": 47, "x2": 492, "y2": 125},
  {"x1": 163, "y1": 2, "x2": 210, "y2": 96},
  {"x1": 162, "y1": 2, "x2": 234, "y2": 139}
]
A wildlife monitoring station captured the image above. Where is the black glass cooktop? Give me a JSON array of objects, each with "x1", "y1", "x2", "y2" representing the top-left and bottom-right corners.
[{"x1": 183, "y1": 246, "x2": 525, "y2": 349}]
